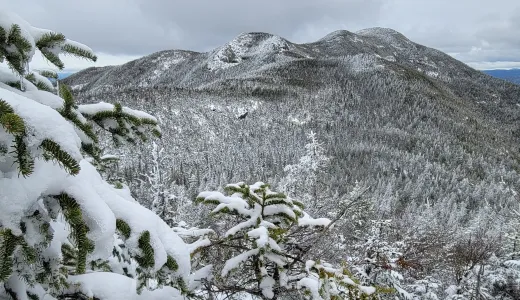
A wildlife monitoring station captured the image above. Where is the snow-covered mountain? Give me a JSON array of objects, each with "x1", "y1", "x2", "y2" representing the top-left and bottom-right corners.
[
  {"x1": 64, "y1": 28, "x2": 520, "y2": 218},
  {"x1": 65, "y1": 28, "x2": 488, "y2": 92}
]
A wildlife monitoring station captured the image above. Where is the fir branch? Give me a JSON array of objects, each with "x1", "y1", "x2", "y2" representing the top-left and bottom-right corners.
[
  {"x1": 26, "y1": 291, "x2": 39, "y2": 300},
  {"x1": 0, "y1": 112, "x2": 25, "y2": 134},
  {"x1": 166, "y1": 255, "x2": 179, "y2": 271},
  {"x1": 80, "y1": 142, "x2": 102, "y2": 163},
  {"x1": 264, "y1": 199, "x2": 292, "y2": 206},
  {"x1": 0, "y1": 99, "x2": 14, "y2": 115},
  {"x1": 4, "y1": 81, "x2": 22, "y2": 90},
  {"x1": 13, "y1": 135, "x2": 35, "y2": 177},
  {"x1": 292, "y1": 200, "x2": 305, "y2": 209},
  {"x1": 0, "y1": 228, "x2": 19, "y2": 282},
  {"x1": 57, "y1": 85, "x2": 98, "y2": 148},
  {"x1": 38, "y1": 70, "x2": 59, "y2": 79},
  {"x1": 5, "y1": 24, "x2": 32, "y2": 75},
  {"x1": 151, "y1": 128, "x2": 162, "y2": 138},
  {"x1": 35, "y1": 32, "x2": 66, "y2": 49},
  {"x1": 56, "y1": 292, "x2": 92, "y2": 300},
  {"x1": 116, "y1": 219, "x2": 131, "y2": 239},
  {"x1": 61, "y1": 244, "x2": 77, "y2": 270},
  {"x1": 136, "y1": 231, "x2": 155, "y2": 269},
  {"x1": 24, "y1": 73, "x2": 53, "y2": 92},
  {"x1": 53, "y1": 193, "x2": 94, "y2": 274},
  {"x1": 39, "y1": 139, "x2": 80, "y2": 175},
  {"x1": 59, "y1": 84, "x2": 76, "y2": 111},
  {"x1": 0, "y1": 25, "x2": 6, "y2": 51},
  {"x1": 40, "y1": 48, "x2": 64, "y2": 70},
  {"x1": 61, "y1": 43, "x2": 97, "y2": 62},
  {"x1": 82, "y1": 102, "x2": 160, "y2": 145}
]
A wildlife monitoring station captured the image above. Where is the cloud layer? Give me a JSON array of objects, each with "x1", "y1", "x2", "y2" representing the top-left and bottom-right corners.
[{"x1": 1, "y1": 0, "x2": 519, "y2": 70}]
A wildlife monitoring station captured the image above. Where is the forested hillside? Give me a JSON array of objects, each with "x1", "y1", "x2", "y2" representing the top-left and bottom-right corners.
[{"x1": 62, "y1": 28, "x2": 520, "y2": 298}]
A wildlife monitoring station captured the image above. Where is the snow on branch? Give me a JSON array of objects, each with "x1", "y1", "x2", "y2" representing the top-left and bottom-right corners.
[
  {"x1": 0, "y1": 10, "x2": 194, "y2": 300},
  {"x1": 194, "y1": 182, "x2": 372, "y2": 299}
]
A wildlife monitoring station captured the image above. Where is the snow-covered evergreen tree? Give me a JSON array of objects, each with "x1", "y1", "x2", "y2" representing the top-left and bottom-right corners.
[
  {"x1": 407, "y1": 277, "x2": 441, "y2": 300},
  {"x1": 194, "y1": 182, "x2": 376, "y2": 299},
  {"x1": 0, "y1": 11, "x2": 194, "y2": 300},
  {"x1": 136, "y1": 141, "x2": 203, "y2": 227},
  {"x1": 144, "y1": 141, "x2": 170, "y2": 215},
  {"x1": 352, "y1": 220, "x2": 412, "y2": 299},
  {"x1": 279, "y1": 131, "x2": 329, "y2": 212}
]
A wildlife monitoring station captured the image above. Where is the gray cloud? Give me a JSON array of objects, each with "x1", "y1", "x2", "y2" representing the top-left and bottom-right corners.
[
  {"x1": 1, "y1": 0, "x2": 519, "y2": 69},
  {"x1": 136, "y1": 0, "x2": 385, "y2": 50}
]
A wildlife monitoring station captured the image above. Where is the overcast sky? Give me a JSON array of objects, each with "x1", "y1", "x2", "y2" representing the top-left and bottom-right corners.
[{"x1": 2, "y1": 0, "x2": 519, "y2": 71}]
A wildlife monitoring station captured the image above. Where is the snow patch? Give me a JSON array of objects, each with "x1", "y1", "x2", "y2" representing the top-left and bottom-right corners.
[
  {"x1": 288, "y1": 115, "x2": 310, "y2": 125},
  {"x1": 148, "y1": 52, "x2": 186, "y2": 82},
  {"x1": 356, "y1": 27, "x2": 412, "y2": 50},
  {"x1": 70, "y1": 83, "x2": 87, "y2": 91},
  {"x1": 426, "y1": 71, "x2": 439, "y2": 78},
  {"x1": 67, "y1": 272, "x2": 184, "y2": 300},
  {"x1": 383, "y1": 55, "x2": 396, "y2": 62},
  {"x1": 344, "y1": 54, "x2": 385, "y2": 73},
  {"x1": 207, "y1": 33, "x2": 290, "y2": 70}
]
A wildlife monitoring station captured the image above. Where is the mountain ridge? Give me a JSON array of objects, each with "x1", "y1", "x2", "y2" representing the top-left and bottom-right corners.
[
  {"x1": 65, "y1": 27, "x2": 520, "y2": 130},
  {"x1": 65, "y1": 27, "x2": 478, "y2": 91},
  {"x1": 483, "y1": 68, "x2": 520, "y2": 84},
  {"x1": 63, "y1": 28, "x2": 520, "y2": 222}
]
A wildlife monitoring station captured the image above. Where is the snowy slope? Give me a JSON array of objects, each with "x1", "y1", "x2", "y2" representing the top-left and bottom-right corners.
[
  {"x1": 59, "y1": 28, "x2": 520, "y2": 300},
  {"x1": 63, "y1": 28, "x2": 520, "y2": 217}
]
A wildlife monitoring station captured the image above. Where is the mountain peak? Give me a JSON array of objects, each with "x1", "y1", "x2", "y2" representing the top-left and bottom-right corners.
[
  {"x1": 63, "y1": 26, "x2": 482, "y2": 89},
  {"x1": 207, "y1": 32, "x2": 291, "y2": 70},
  {"x1": 318, "y1": 30, "x2": 355, "y2": 42},
  {"x1": 356, "y1": 27, "x2": 412, "y2": 46},
  {"x1": 356, "y1": 27, "x2": 407, "y2": 38}
]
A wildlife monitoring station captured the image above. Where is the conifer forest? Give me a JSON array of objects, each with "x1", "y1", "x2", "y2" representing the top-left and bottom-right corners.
[{"x1": 1, "y1": 6, "x2": 520, "y2": 300}]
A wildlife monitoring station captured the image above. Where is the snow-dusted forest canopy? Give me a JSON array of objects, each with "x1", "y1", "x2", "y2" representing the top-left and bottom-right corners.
[{"x1": 2, "y1": 8, "x2": 520, "y2": 300}]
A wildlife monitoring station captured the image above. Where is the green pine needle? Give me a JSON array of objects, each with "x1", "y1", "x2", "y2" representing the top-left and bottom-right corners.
[
  {"x1": 61, "y1": 244, "x2": 77, "y2": 268},
  {"x1": 35, "y1": 32, "x2": 65, "y2": 49},
  {"x1": 0, "y1": 113, "x2": 25, "y2": 134},
  {"x1": 26, "y1": 291, "x2": 39, "y2": 300},
  {"x1": 59, "y1": 84, "x2": 75, "y2": 111},
  {"x1": 292, "y1": 200, "x2": 305, "y2": 209},
  {"x1": 61, "y1": 43, "x2": 97, "y2": 62},
  {"x1": 0, "y1": 100, "x2": 14, "y2": 115},
  {"x1": 39, "y1": 139, "x2": 80, "y2": 175},
  {"x1": 0, "y1": 26, "x2": 6, "y2": 47},
  {"x1": 152, "y1": 128, "x2": 162, "y2": 138},
  {"x1": 57, "y1": 84, "x2": 100, "y2": 148},
  {"x1": 24, "y1": 73, "x2": 53, "y2": 92},
  {"x1": 136, "y1": 231, "x2": 155, "y2": 269},
  {"x1": 0, "y1": 228, "x2": 21, "y2": 282},
  {"x1": 5, "y1": 81, "x2": 22, "y2": 90},
  {"x1": 5, "y1": 24, "x2": 32, "y2": 75},
  {"x1": 54, "y1": 193, "x2": 94, "y2": 274},
  {"x1": 166, "y1": 256, "x2": 179, "y2": 271},
  {"x1": 58, "y1": 95, "x2": 98, "y2": 146},
  {"x1": 264, "y1": 199, "x2": 291, "y2": 207},
  {"x1": 82, "y1": 102, "x2": 160, "y2": 145},
  {"x1": 116, "y1": 219, "x2": 131, "y2": 239},
  {"x1": 13, "y1": 135, "x2": 35, "y2": 177},
  {"x1": 40, "y1": 49, "x2": 64, "y2": 70},
  {"x1": 38, "y1": 70, "x2": 58, "y2": 79}
]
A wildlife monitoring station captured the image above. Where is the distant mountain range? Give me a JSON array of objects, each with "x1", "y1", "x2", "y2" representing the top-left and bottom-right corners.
[
  {"x1": 64, "y1": 28, "x2": 520, "y2": 225},
  {"x1": 57, "y1": 72, "x2": 74, "y2": 79},
  {"x1": 483, "y1": 68, "x2": 520, "y2": 84}
]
